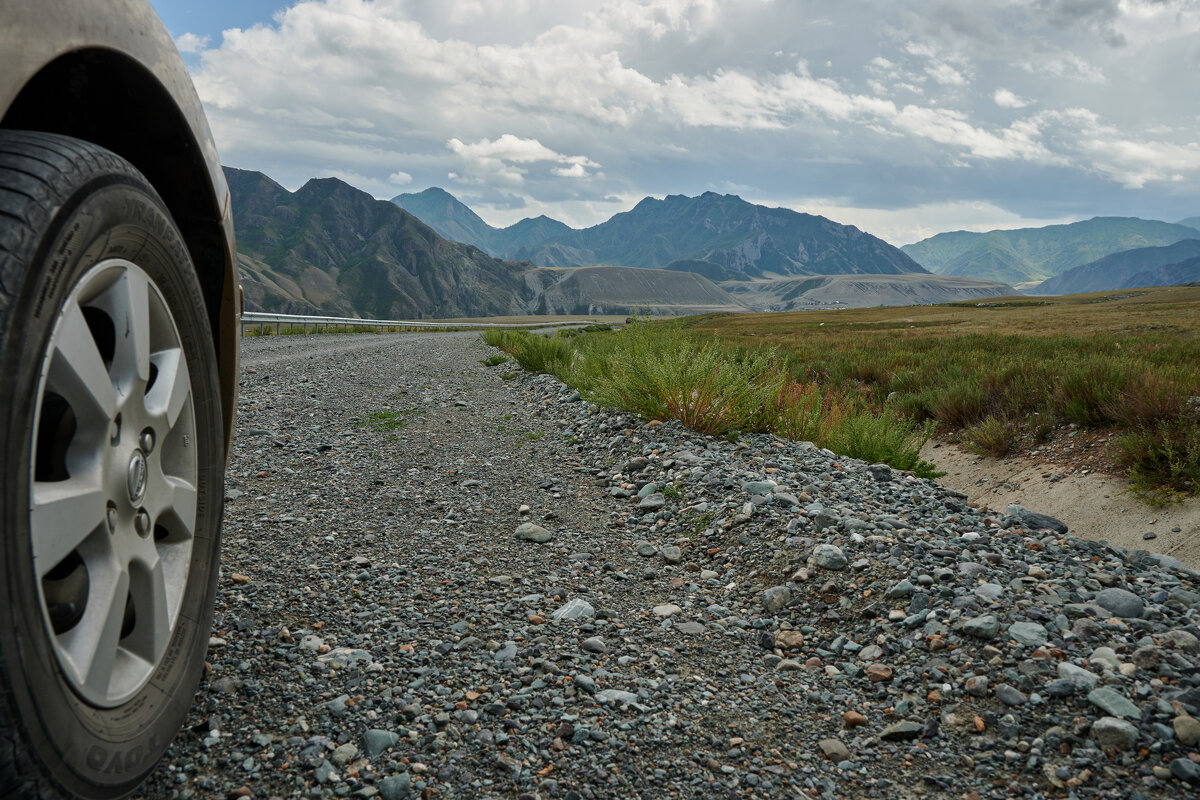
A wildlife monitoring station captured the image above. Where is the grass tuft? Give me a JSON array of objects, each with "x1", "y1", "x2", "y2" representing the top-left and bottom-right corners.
[
  {"x1": 483, "y1": 324, "x2": 940, "y2": 478},
  {"x1": 964, "y1": 415, "x2": 1016, "y2": 457}
]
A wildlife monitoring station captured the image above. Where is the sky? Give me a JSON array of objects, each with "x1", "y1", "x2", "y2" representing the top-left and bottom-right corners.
[{"x1": 150, "y1": 0, "x2": 1200, "y2": 245}]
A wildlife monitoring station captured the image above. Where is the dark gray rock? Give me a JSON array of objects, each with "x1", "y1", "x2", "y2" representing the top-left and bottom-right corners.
[
  {"x1": 812, "y1": 544, "x2": 847, "y2": 570},
  {"x1": 1094, "y1": 587, "x2": 1144, "y2": 619},
  {"x1": 1090, "y1": 717, "x2": 1138, "y2": 750},
  {"x1": 962, "y1": 614, "x2": 1000, "y2": 639},
  {"x1": 1087, "y1": 687, "x2": 1141, "y2": 720}
]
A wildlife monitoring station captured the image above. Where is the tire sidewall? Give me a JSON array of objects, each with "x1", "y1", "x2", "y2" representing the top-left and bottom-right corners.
[{"x1": 0, "y1": 174, "x2": 223, "y2": 797}]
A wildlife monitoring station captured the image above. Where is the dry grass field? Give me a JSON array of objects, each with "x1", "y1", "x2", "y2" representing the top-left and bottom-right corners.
[{"x1": 679, "y1": 285, "x2": 1200, "y2": 501}]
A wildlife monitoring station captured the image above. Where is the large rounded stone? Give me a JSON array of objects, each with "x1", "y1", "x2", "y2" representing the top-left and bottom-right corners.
[
  {"x1": 515, "y1": 522, "x2": 554, "y2": 543},
  {"x1": 1090, "y1": 717, "x2": 1138, "y2": 750},
  {"x1": 762, "y1": 586, "x2": 792, "y2": 613},
  {"x1": 1008, "y1": 621, "x2": 1048, "y2": 647},
  {"x1": 962, "y1": 614, "x2": 1000, "y2": 640},
  {"x1": 1094, "y1": 587, "x2": 1144, "y2": 619},
  {"x1": 812, "y1": 544, "x2": 847, "y2": 570}
]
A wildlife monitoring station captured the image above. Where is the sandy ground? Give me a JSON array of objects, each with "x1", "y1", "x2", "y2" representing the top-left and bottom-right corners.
[{"x1": 921, "y1": 440, "x2": 1200, "y2": 570}]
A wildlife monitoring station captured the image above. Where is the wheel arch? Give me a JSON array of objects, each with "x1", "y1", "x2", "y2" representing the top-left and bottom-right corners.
[{"x1": 1, "y1": 47, "x2": 239, "y2": 449}]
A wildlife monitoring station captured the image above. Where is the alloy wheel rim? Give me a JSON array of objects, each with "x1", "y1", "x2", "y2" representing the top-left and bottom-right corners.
[{"x1": 29, "y1": 259, "x2": 198, "y2": 708}]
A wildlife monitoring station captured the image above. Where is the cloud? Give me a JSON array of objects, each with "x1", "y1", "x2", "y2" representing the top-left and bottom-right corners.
[
  {"x1": 778, "y1": 197, "x2": 1078, "y2": 246},
  {"x1": 994, "y1": 88, "x2": 1030, "y2": 108},
  {"x1": 1036, "y1": 0, "x2": 1127, "y2": 45},
  {"x1": 185, "y1": 0, "x2": 1200, "y2": 229},
  {"x1": 174, "y1": 32, "x2": 209, "y2": 53},
  {"x1": 926, "y1": 62, "x2": 968, "y2": 85},
  {"x1": 446, "y1": 135, "x2": 601, "y2": 185}
]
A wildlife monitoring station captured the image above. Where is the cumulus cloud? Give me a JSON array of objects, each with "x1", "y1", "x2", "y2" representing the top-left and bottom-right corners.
[
  {"x1": 446, "y1": 135, "x2": 601, "y2": 185},
  {"x1": 185, "y1": 0, "x2": 1200, "y2": 231},
  {"x1": 994, "y1": 88, "x2": 1030, "y2": 108},
  {"x1": 174, "y1": 32, "x2": 209, "y2": 53}
]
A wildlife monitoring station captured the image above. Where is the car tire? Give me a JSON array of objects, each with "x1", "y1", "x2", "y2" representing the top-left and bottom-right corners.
[{"x1": 0, "y1": 131, "x2": 223, "y2": 799}]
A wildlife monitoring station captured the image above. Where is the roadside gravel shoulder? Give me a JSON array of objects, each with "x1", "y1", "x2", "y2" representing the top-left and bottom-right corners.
[{"x1": 141, "y1": 332, "x2": 1200, "y2": 800}]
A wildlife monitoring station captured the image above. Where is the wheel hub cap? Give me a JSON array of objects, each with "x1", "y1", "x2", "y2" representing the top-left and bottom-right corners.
[
  {"x1": 126, "y1": 450, "x2": 147, "y2": 506},
  {"x1": 29, "y1": 259, "x2": 198, "y2": 708}
]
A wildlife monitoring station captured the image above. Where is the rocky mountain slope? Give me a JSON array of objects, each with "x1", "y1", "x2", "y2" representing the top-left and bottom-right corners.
[
  {"x1": 228, "y1": 168, "x2": 532, "y2": 319},
  {"x1": 1034, "y1": 239, "x2": 1200, "y2": 295},
  {"x1": 395, "y1": 188, "x2": 925, "y2": 279},
  {"x1": 903, "y1": 217, "x2": 1200, "y2": 287},
  {"x1": 392, "y1": 187, "x2": 573, "y2": 256}
]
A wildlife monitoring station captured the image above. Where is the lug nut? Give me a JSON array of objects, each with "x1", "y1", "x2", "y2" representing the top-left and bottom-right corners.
[
  {"x1": 134, "y1": 510, "x2": 151, "y2": 538},
  {"x1": 106, "y1": 503, "x2": 118, "y2": 533},
  {"x1": 139, "y1": 430, "x2": 155, "y2": 454},
  {"x1": 110, "y1": 414, "x2": 122, "y2": 444}
]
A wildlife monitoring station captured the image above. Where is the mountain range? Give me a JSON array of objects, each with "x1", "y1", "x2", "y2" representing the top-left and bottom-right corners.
[
  {"x1": 232, "y1": 170, "x2": 1014, "y2": 317},
  {"x1": 394, "y1": 188, "x2": 924, "y2": 279},
  {"x1": 233, "y1": 170, "x2": 1197, "y2": 319},
  {"x1": 1033, "y1": 239, "x2": 1200, "y2": 295},
  {"x1": 900, "y1": 217, "x2": 1200, "y2": 287}
]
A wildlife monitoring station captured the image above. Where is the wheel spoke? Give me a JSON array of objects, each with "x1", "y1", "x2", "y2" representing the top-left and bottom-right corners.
[
  {"x1": 143, "y1": 461, "x2": 198, "y2": 538},
  {"x1": 30, "y1": 478, "x2": 106, "y2": 577},
  {"x1": 146, "y1": 347, "x2": 191, "y2": 428},
  {"x1": 48, "y1": 302, "x2": 117, "y2": 422},
  {"x1": 107, "y1": 267, "x2": 152, "y2": 385},
  {"x1": 164, "y1": 476, "x2": 198, "y2": 536},
  {"x1": 65, "y1": 567, "x2": 129, "y2": 699},
  {"x1": 124, "y1": 554, "x2": 171, "y2": 665}
]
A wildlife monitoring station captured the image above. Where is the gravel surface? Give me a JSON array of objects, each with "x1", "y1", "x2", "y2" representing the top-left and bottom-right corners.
[{"x1": 140, "y1": 332, "x2": 1200, "y2": 800}]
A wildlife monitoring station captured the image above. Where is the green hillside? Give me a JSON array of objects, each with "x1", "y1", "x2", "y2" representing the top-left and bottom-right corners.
[
  {"x1": 902, "y1": 217, "x2": 1200, "y2": 284},
  {"x1": 1035, "y1": 239, "x2": 1200, "y2": 294}
]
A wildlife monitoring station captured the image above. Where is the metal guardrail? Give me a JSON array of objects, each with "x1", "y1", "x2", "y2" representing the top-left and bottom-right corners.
[{"x1": 240, "y1": 311, "x2": 600, "y2": 336}]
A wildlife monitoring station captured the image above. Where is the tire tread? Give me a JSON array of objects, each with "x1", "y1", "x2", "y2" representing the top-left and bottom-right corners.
[{"x1": 0, "y1": 130, "x2": 158, "y2": 800}]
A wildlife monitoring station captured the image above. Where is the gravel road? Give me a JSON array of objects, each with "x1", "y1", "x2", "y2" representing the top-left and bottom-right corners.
[{"x1": 140, "y1": 332, "x2": 1200, "y2": 800}]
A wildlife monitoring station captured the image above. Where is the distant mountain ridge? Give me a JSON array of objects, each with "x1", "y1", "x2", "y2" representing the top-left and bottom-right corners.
[
  {"x1": 902, "y1": 217, "x2": 1200, "y2": 286},
  {"x1": 1034, "y1": 239, "x2": 1200, "y2": 295},
  {"x1": 1125, "y1": 258, "x2": 1200, "y2": 289},
  {"x1": 394, "y1": 188, "x2": 926, "y2": 280},
  {"x1": 231, "y1": 169, "x2": 1014, "y2": 317},
  {"x1": 391, "y1": 188, "x2": 572, "y2": 256}
]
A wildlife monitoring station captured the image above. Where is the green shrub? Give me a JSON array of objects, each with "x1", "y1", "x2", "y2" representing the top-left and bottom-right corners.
[
  {"x1": 1117, "y1": 419, "x2": 1200, "y2": 504},
  {"x1": 964, "y1": 415, "x2": 1015, "y2": 457}
]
